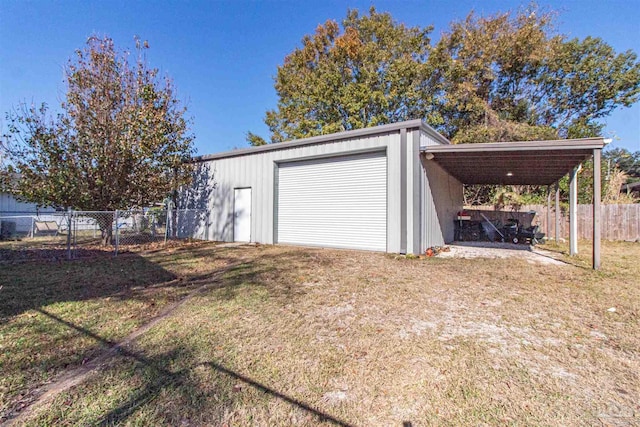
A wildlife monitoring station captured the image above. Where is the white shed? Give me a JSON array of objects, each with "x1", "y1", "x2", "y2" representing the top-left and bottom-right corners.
[{"x1": 1, "y1": 192, "x2": 57, "y2": 236}]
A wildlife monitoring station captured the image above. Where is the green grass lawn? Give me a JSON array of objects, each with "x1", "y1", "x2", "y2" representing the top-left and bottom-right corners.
[{"x1": 1, "y1": 240, "x2": 638, "y2": 426}]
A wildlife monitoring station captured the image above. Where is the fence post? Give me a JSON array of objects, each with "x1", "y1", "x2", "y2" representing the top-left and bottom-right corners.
[
  {"x1": 172, "y1": 203, "x2": 177, "y2": 240},
  {"x1": 66, "y1": 208, "x2": 72, "y2": 260},
  {"x1": 74, "y1": 211, "x2": 78, "y2": 249},
  {"x1": 114, "y1": 209, "x2": 119, "y2": 256},
  {"x1": 164, "y1": 203, "x2": 171, "y2": 244}
]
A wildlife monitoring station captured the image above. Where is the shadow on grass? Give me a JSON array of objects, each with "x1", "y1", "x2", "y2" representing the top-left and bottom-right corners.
[
  {"x1": 534, "y1": 241, "x2": 597, "y2": 270},
  {"x1": 0, "y1": 244, "x2": 111, "y2": 263},
  {"x1": 180, "y1": 245, "x2": 321, "y2": 303},
  {"x1": 0, "y1": 253, "x2": 179, "y2": 320},
  {"x1": 33, "y1": 307, "x2": 354, "y2": 427},
  {"x1": 1, "y1": 244, "x2": 338, "y2": 424},
  {"x1": 0, "y1": 243, "x2": 299, "y2": 320}
]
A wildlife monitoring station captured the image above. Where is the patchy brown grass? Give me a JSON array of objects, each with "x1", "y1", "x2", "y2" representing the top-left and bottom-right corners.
[
  {"x1": 0, "y1": 240, "x2": 235, "y2": 422},
  {"x1": 2, "y1": 241, "x2": 639, "y2": 426}
]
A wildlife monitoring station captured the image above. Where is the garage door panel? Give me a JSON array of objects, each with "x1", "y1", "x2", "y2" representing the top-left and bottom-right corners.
[{"x1": 277, "y1": 152, "x2": 387, "y2": 251}]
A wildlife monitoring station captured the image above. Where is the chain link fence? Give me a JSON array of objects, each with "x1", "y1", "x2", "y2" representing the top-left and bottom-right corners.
[{"x1": 0, "y1": 209, "x2": 209, "y2": 259}]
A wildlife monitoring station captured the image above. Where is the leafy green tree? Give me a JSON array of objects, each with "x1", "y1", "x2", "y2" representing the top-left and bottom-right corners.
[
  {"x1": 427, "y1": 6, "x2": 640, "y2": 206},
  {"x1": 1, "y1": 36, "x2": 194, "y2": 244},
  {"x1": 246, "y1": 131, "x2": 267, "y2": 146},
  {"x1": 428, "y1": 8, "x2": 559, "y2": 143},
  {"x1": 604, "y1": 148, "x2": 640, "y2": 181},
  {"x1": 429, "y1": 7, "x2": 640, "y2": 143},
  {"x1": 254, "y1": 7, "x2": 435, "y2": 143},
  {"x1": 255, "y1": 6, "x2": 640, "y2": 207},
  {"x1": 256, "y1": 5, "x2": 640, "y2": 150},
  {"x1": 540, "y1": 37, "x2": 640, "y2": 138}
]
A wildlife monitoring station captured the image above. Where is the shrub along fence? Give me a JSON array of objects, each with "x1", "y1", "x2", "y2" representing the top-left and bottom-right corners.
[
  {"x1": 468, "y1": 204, "x2": 640, "y2": 241},
  {"x1": 0, "y1": 209, "x2": 209, "y2": 258}
]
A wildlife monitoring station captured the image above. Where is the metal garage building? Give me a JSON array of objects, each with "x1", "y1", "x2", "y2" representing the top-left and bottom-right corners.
[
  {"x1": 184, "y1": 119, "x2": 604, "y2": 266},
  {"x1": 183, "y1": 119, "x2": 462, "y2": 255}
]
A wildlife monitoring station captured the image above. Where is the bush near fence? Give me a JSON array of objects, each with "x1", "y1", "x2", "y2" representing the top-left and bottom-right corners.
[{"x1": 468, "y1": 204, "x2": 640, "y2": 241}]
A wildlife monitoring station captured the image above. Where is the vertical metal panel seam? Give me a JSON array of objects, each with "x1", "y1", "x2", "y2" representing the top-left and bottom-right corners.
[
  {"x1": 413, "y1": 130, "x2": 421, "y2": 254},
  {"x1": 273, "y1": 161, "x2": 279, "y2": 244},
  {"x1": 400, "y1": 128, "x2": 407, "y2": 253},
  {"x1": 385, "y1": 145, "x2": 389, "y2": 252},
  {"x1": 412, "y1": 130, "x2": 422, "y2": 254}
]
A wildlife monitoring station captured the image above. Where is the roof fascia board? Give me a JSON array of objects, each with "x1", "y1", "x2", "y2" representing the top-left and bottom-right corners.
[
  {"x1": 193, "y1": 119, "x2": 426, "y2": 162},
  {"x1": 422, "y1": 138, "x2": 605, "y2": 153}
]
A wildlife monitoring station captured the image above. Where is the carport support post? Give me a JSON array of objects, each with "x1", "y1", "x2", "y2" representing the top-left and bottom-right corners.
[
  {"x1": 546, "y1": 185, "x2": 551, "y2": 238},
  {"x1": 554, "y1": 182, "x2": 560, "y2": 243},
  {"x1": 593, "y1": 149, "x2": 602, "y2": 270},
  {"x1": 569, "y1": 167, "x2": 578, "y2": 256}
]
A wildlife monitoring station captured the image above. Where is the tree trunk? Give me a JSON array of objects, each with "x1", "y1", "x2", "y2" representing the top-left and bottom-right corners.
[
  {"x1": 101, "y1": 226, "x2": 113, "y2": 246},
  {"x1": 95, "y1": 213, "x2": 114, "y2": 246}
]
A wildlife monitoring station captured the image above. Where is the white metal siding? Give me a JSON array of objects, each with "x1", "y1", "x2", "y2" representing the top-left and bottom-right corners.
[
  {"x1": 406, "y1": 130, "x2": 421, "y2": 254},
  {"x1": 185, "y1": 124, "x2": 458, "y2": 254},
  {"x1": 420, "y1": 156, "x2": 464, "y2": 249},
  {"x1": 277, "y1": 152, "x2": 387, "y2": 251},
  {"x1": 420, "y1": 130, "x2": 445, "y2": 148},
  {"x1": 0, "y1": 193, "x2": 55, "y2": 214},
  {"x1": 186, "y1": 132, "x2": 402, "y2": 251}
]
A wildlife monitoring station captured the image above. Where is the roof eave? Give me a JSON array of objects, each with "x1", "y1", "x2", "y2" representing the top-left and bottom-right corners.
[
  {"x1": 422, "y1": 137, "x2": 605, "y2": 153},
  {"x1": 193, "y1": 119, "x2": 428, "y2": 163}
]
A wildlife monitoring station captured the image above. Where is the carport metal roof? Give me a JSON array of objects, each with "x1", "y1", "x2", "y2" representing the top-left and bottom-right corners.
[
  {"x1": 422, "y1": 136, "x2": 606, "y2": 270},
  {"x1": 422, "y1": 138, "x2": 606, "y2": 185}
]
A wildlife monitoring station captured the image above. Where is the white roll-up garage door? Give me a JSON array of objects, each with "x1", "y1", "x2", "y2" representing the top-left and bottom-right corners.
[{"x1": 277, "y1": 151, "x2": 387, "y2": 251}]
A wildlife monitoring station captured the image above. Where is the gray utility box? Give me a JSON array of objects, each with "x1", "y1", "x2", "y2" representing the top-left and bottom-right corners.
[{"x1": 0, "y1": 220, "x2": 17, "y2": 240}]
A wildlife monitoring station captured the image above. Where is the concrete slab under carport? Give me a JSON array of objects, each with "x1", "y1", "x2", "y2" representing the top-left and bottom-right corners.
[
  {"x1": 438, "y1": 241, "x2": 566, "y2": 266},
  {"x1": 422, "y1": 137, "x2": 606, "y2": 269}
]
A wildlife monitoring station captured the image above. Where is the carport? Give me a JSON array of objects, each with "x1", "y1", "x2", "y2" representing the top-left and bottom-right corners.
[{"x1": 422, "y1": 137, "x2": 606, "y2": 269}]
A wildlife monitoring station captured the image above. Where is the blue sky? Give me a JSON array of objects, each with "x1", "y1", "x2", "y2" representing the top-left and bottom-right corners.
[{"x1": 1, "y1": 0, "x2": 639, "y2": 156}]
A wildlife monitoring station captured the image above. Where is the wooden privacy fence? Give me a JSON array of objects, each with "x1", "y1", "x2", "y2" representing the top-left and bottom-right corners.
[{"x1": 468, "y1": 204, "x2": 640, "y2": 241}]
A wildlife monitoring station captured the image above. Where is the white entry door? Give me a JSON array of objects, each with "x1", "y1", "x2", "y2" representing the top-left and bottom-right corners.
[{"x1": 233, "y1": 188, "x2": 252, "y2": 242}]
